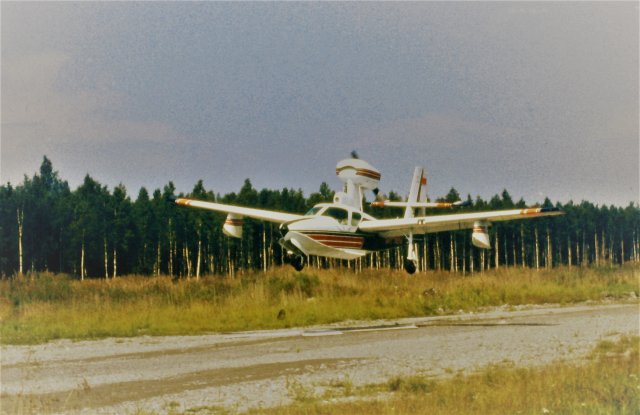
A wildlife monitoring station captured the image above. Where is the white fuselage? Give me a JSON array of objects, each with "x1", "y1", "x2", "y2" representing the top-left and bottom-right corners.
[{"x1": 280, "y1": 203, "x2": 382, "y2": 260}]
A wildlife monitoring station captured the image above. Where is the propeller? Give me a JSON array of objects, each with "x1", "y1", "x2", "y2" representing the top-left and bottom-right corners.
[
  {"x1": 372, "y1": 188, "x2": 388, "y2": 204},
  {"x1": 453, "y1": 200, "x2": 473, "y2": 207}
]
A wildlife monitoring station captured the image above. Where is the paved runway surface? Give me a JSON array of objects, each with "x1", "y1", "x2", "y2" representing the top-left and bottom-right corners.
[{"x1": 1, "y1": 302, "x2": 638, "y2": 414}]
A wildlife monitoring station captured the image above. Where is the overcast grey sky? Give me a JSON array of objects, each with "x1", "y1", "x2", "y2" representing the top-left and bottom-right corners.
[{"x1": 1, "y1": 2, "x2": 638, "y2": 206}]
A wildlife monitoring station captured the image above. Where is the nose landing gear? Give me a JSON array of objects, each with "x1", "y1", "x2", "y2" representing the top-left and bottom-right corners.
[{"x1": 283, "y1": 249, "x2": 306, "y2": 272}]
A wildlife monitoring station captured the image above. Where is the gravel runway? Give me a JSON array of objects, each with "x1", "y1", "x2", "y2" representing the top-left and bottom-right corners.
[{"x1": 1, "y1": 302, "x2": 638, "y2": 414}]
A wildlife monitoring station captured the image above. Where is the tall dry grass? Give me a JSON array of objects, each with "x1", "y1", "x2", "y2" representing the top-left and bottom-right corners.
[
  {"x1": 248, "y1": 335, "x2": 640, "y2": 415},
  {"x1": 0, "y1": 265, "x2": 638, "y2": 344}
]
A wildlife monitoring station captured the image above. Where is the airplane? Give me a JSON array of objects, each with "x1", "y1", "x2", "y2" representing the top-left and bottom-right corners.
[{"x1": 174, "y1": 157, "x2": 563, "y2": 274}]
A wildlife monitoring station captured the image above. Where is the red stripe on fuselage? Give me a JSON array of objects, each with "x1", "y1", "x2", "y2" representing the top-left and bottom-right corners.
[{"x1": 305, "y1": 233, "x2": 364, "y2": 249}]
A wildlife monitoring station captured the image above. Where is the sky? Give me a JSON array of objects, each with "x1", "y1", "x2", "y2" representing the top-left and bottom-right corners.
[{"x1": 1, "y1": 2, "x2": 638, "y2": 207}]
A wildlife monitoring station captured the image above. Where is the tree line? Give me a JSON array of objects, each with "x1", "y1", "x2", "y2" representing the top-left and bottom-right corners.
[{"x1": 1, "y1": 157, "x2": 638, "y2": 278}]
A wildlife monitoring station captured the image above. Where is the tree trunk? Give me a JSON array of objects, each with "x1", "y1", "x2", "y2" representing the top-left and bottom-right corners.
[
  {"x1": 494, "y1": 231, "x2": 500, "y2": 269},
  {"x1": 262, "y1": 226, "x2": 267, "y2": 273},
  {"x1": 155, "y1": 241, "x2": 161, "y2": 276},
  {"x1": 196, "y1": 237, "x2": 202, "y2": 279},
  {"x1": 168, "y1": 219, "x2": 174, "y2": 277},
  {"x1": 184, "y1": 245, "x2": 191, "y2": 278},
  {"x1": 227, "y1": 239, "x2": 234, "y2": 278},
  {"x1": 449, "y1": 237, "x2": 455, "y2": 273},
  {"x1": 208, "y1": 246, "x2": 215, "y2": 276},
  {"x1": 462, "y1": 238, "x2": 466, "y2": 276},
  {"x1": 423, "y1": 238, "x2": 428, "y2": 271},
  {"x1": 80, "y1": 232, "x2": 86, "y2": 281},
  {"x1": 104, "y1": 237, "x2": 109, "y2": 279},
  {"x1": 113, "y1": 248, "x2": 117, "y2": 278},
  {"x1": 520, "y1": 225, "x2": 526, "y2": 268},
  {"x1": 534, "y1": 227, "x2": 540, "y2": 270},
  {"x1": 17, "y1": 208, "x2": 24, "y2": 276},
  {"x1": 546, "y1": 227, "x2": 552, "y2": 269}
]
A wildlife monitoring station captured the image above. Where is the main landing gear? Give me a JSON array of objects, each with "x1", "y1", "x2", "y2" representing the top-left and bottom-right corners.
[
  {"x1": 404, "y1": 258, "x2": 417, "y2": 274},
  {"x1": 404, "y1": 232, "x2": 418, "y2": 275}
]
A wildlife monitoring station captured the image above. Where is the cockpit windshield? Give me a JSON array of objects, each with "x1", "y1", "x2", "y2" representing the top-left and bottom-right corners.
[
  {"x1": 305, "y1": 206, "x2": 323, "y2": 216},
  {"x1": 322, "y1": 207, "x2": 349, "y2": 225}
]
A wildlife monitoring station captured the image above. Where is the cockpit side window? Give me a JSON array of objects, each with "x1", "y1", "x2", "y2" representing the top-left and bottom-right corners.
[
  {"x1": 351, "y1": 212, "x2": 362, "y2": 227},
  {"x1": 305, "y1": 206, "x2": 323, "y2": 216},
  {"x1": 323, "y1": 207, "x2": 349, "y2": 225}
]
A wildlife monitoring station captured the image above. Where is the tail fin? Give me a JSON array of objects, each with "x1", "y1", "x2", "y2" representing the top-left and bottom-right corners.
[{"x1": 404, "y1": 167, "x2": 427, "y2": 219}]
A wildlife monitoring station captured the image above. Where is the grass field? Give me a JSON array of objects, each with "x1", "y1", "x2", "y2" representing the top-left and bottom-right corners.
[
  {"x1": 1, "y1": 265, "x2": 638, "y2": 345},
  {"x1": 243, "y1": 335, "x2": 640, "y2": 415}
]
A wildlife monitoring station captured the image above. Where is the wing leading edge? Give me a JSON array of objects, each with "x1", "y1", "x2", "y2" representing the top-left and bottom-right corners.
[
  {"x1": 175, "y1": 198, "x2": 304, "y2": 224},
  {"x1": 358, "y1": 207, "x2": 564, "y2": 237}
]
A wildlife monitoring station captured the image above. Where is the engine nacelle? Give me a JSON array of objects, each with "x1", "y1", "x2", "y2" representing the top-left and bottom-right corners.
[
  {"x1": 471, "y1": 221, "x2": 491, "y2": 249},
  {"x1": 223, "y1": 213, "x2": 243, "y2": 238},
  {"x1": 336, "y1": 158, "x2": 381, "y2": 191}
]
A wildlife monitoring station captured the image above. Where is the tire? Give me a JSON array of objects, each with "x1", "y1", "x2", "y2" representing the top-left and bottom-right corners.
[{"x1": 404, "y1": 259, "x2": 417, "y2": 274}]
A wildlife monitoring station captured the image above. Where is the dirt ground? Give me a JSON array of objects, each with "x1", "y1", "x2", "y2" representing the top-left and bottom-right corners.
[{"x1": 1, "y1": 302, "x2": 638, "y2": 414}]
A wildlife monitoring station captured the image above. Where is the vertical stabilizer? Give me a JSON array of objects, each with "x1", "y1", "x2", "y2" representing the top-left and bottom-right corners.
[{"x1": 404, "y1": 167, "x2": 426, "y2": 219}]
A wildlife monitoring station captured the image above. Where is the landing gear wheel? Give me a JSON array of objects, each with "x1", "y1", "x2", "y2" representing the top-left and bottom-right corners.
[
  {"x1": 292, "y1": 255, "x2": 305, "y2": 271},
  {"x1": 404, "y1": 259, "x2": 417, "y2": 275}
]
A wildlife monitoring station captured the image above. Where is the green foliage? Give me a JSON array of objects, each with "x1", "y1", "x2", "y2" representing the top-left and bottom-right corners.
[{"x1": 1, "y1": 156, "x2": 639, "y2": 278}]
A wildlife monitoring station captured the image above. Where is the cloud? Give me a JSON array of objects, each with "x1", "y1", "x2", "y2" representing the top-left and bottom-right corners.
[
  {"x1": 3, "y1": 50, "x2": 183, "y2": 143},
  {"x1": 1, "y1": 50, "x2": 187, "y2": 187},
  {"x1": 1, "y1": 2, "x2": 636, "y2": 205}
]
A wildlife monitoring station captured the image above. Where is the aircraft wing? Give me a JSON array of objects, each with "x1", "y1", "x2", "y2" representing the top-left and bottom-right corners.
[
  {"x1": 175, "y1": 197, "x2": 305, "y2": 224},
  {"x1": 358, "y1": 207, "x2": 563, "y2": 237}
]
